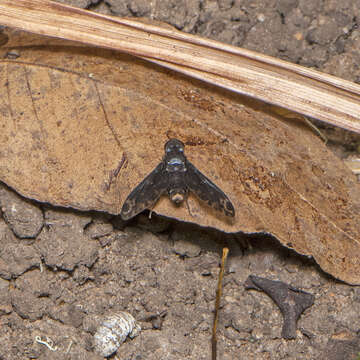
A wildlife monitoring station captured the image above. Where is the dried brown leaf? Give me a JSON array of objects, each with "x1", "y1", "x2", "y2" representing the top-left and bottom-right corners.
[
  {"x1": 0, "y1": 0, "x2": 359, "y2": 133},
  {"x1": 0, "y1": 30, "x2": 359, "y2": 284}
]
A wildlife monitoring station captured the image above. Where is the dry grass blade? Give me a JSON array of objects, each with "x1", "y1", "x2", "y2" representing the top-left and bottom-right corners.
[{"x1": 0, "y1": 0, "x2": 359, "y2": 133}]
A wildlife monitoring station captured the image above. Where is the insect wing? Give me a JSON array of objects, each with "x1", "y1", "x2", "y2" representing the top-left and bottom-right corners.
[
  {"x1": 185, "y1": 161, "x2": 235, "y2": 217},
  {"x1": 120, "y1": 162, "x2": 168, "y2": 220}
]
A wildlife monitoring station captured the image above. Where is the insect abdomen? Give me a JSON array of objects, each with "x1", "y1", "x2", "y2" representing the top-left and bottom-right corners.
[{"x1": 167, "y1": 172, "x2": 187, "y2": 204}]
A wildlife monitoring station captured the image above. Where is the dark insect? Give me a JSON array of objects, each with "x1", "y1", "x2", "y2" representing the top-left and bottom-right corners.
[{"x1": 120, "y1": 139, "x2": 235, "y2": 220}]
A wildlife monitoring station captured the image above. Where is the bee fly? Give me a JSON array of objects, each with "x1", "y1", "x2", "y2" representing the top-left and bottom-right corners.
[{"x1": 120, "y1": 138, "x2": 235, "y2": 220}]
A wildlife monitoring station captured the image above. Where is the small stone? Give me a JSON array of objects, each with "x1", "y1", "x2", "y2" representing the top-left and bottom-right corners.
[
  {"x1": 171, "y1": 225, "x2": 213, "y2": 258},
  {"x1": 104, "y1": 0, "x2": 130, "y2": 16},
  {"x1": 11, "y1": 288, "x2": 50, "y2": 320},
  {"x1": 173, "y1": 239, "x2": 201, "y2": 258},
  {"x1": 36, "y1": 209, "x2": 97, "y2": 271},
  {"x1": 73, "y1": 264, "x2": 94, "y2": 285},
  {"x1": 128, "y1": 0, "x2": 151, "y2": 16},
  {"x1": 85, "y1": 221, "x2": 113, "y2": 239},
  {"x1": 0, "y1": 241, "x2": 40, "y2": 279},
  {"x1": 0, "y1": 184, "x2": 43, "y2": 238}
]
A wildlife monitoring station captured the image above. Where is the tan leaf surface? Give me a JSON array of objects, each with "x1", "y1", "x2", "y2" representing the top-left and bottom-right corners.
[
  {"x1": 0, "y1": 30, "x2": 359, "y2": 284},
  {"x1": 0, "y1": 0, "x2": 360, "y2": 133}
]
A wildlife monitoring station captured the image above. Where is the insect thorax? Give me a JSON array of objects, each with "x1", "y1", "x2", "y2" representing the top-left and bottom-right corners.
[{"x1": 165, "y1": 156, "x2": 186, "y2": 173}]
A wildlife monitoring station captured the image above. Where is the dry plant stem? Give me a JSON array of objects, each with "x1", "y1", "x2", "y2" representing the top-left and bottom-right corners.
[
  {"x1": 0, "y1": 0, "x2": 359, "y2": 133},
  {"x1": 212, "y1": 247, "x2": 229, "y2": 360},
  {"x1": 302, "y1": 117, "x2": 328, "y2": 143}
]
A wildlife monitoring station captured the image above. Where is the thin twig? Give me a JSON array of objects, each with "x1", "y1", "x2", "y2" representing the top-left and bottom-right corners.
[{"x1": 212, "y1": 247, "x2": 229, "y2": 360}]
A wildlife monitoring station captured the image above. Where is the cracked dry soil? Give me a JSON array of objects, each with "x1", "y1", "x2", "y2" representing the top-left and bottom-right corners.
[
  {"x1": 1, "y1": 179, "x2": 360, "y2": 360},
  {"x1": 1, "y1": 0, "x2": 360, "y2": 359}
]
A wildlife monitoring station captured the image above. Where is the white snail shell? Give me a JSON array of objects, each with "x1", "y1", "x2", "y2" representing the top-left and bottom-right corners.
[{"x1": 94, "y1": 311, "x2": 141, "y2": 357}]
